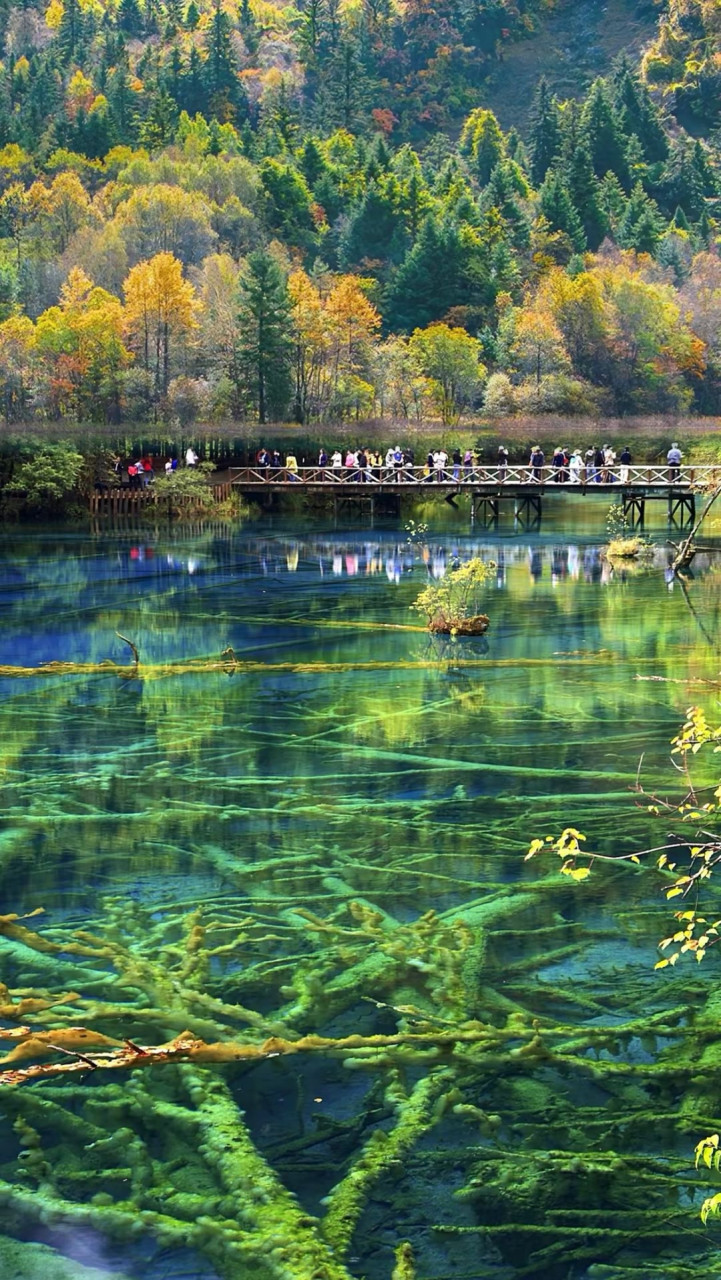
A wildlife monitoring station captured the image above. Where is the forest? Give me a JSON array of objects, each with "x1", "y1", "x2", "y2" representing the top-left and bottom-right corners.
[{"x1": 1, "y1": 0, "x2": 721, "y2": 425}]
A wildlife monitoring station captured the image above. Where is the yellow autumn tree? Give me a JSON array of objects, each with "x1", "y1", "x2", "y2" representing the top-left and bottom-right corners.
[
  {"x1": 324, "y1": 275, "x2": 380, "y2": 411},
  {"x1": 123, "y1": 252, "x2": 199, "y2": 401},
  {"x1": 288, "y1": 268, "x2": 327, "y2": 421},
  {"x1": 34, "y1": 267, "x2": 131, "y2": 419},
  {"x1": 0, "y1": 315, "x2": 35, "y2": 423},
  {"x1": 28, "y1": 170, "x2": 95, "y2": 254}
]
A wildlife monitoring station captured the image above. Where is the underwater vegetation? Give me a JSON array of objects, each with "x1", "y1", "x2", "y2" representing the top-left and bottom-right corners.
[
  {"x1": 1, "y1": 525, "x2": 721, "y2": 1278},
  {"x1": 1, "y1": 865, "x2": 721, "y2": 1280}
]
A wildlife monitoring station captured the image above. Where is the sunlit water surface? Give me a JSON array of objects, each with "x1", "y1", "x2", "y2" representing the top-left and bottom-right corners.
[{"x1": 0, "y1": 502, "x2": 720, "y2": 1280}]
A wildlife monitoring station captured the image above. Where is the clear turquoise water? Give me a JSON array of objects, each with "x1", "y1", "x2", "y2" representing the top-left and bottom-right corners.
[{"x1": 0, "y1": 506, "x2": 720, "y2": 1280}]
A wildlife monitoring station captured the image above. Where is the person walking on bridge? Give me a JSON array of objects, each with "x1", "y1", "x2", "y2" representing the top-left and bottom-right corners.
[
  {"x1": 667, "y1": 442, "x2": 682, "y2": 481},
  {"x1": 619, "y1": 447, "x2": 631, "y2": 484},
  {"x1": 529, "y1": 445, "x2": 544, "y2": 482}
]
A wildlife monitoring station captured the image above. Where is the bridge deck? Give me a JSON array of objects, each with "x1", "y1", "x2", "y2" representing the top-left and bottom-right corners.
[{"x1": 229, "y1": 464, "x2": 717, "y2": 495}]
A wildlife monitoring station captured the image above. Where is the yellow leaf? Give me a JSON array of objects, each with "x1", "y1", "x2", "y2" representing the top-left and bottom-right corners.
[
  {"x1": 654, "y1": 959, "x2": 669, "y2": 969},
  {"x1": 666, "y1": 887, "x2": 684, "y2": 899},
  {"x1": 568, "y1": 867, "x2": 591, "y2": 881}
]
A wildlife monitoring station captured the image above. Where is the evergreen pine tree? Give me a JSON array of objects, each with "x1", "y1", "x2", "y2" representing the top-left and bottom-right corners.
[
  {"x1": 140, "y1": 88, "x2": 177, "y2": 150},
  {"x1": 506, "y1": 127, "x2": 530, "y2": 173},
  {"x1": 385, "y1": 216, "x2": 467, "y2": 331},
  {"x1": 107, "y1": 65, "x2": 137, "y2": 141},
  {"x1": 207, "y1": 118, "x2": 223, "y2": 155},
  {"x1": 659, "y1": 138, "x2": 707, "y2": 221},
  {"x1": 598, "y1": 169, "x2": 627, "y2": 236},
  {"x1": 460, "y1": 107, "x2": 506, "y2": 186},
  {"x1": 528, "y1": 77, "x2": 561, "y2": 187},
  {"x1": 19, "y1": 60, "x2": 63, "y2": 150},
  {"x1": 314, "y1": 36, "x2": 368, "y2": 134},
  {"x1": 697, "y1": 206, "x2": 713, "y2": 246},
  {"x1": 163, "y1": 0, "x2": 183, "y2": 36},
  {"x1": 482, "y1": 160, "x2": 531, "y2": 250},
  {"x1": 566, "y1": 143, "x2": 607, "y2": 250},
  {"x1": 614, "y1": 67, "x2": 668, "y2": 163},
  {"x1": 237, "y1": 250, "x2": 292, "y2": 423},
  {"x1": 580, "y1": 78, "x2": 630, "y2": 190},
  {"x1": 299, "y1": 137, "x2": 326, "y2": 189},
  {"x1": 163, "y1": 46, "x2": 184, "y2": 103},
  {"x1": 340, "y1": 182, "x2": 405, "y2": 268},
  {"x1": 58, "y1": 0, "x2": 83, "y2": 62},
  {"x1": 203, "y1": 0, "x2": 245, "y2": 123},
  {"x1": 180, "y1": 45, "x2": 206, "y2": 116},
  {"x1": 184, "y1": 0, "x2": 199, "y2": 28},
  {"x1": 538, "y1": 168, "x2": 585, "y2": 252},
  {"x1": 118, "y1": 0, "x2": 143, "y2": 38},
  {"x1": 693, "y1": 140, "x2": 717, "y2": 195},
  {"x1": 617, "y1": 182, "x2": 663, "y2": 253}
]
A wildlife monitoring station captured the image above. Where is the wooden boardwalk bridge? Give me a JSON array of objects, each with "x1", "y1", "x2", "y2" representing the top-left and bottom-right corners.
[
  {"x1": 89, "y1": 464, "x2": 719, "y2": 525},
  {"x1": 228, "y1": 464, "x2": 719, "y2": 527}
]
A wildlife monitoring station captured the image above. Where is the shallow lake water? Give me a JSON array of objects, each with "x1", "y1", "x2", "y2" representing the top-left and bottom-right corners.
[{"x1": 0, "y1": 500, "x2": 721, "y2": 1280}]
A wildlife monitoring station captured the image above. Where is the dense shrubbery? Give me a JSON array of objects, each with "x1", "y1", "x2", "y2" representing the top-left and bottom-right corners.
[{"x1": 0, "y1": 2, "x2": 720, "y2": 423}]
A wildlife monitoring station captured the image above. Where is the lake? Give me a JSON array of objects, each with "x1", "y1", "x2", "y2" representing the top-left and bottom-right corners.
[{"x1": 0, "y1": 502, "x2": 720, "y2": 1280}]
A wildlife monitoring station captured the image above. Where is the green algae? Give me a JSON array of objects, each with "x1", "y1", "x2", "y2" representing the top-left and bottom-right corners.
[{"x1": 0, "y1": 525, "x2": 720, "y2": 1280}]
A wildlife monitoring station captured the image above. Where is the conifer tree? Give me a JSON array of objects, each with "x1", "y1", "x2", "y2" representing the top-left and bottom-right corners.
[
  {"x1": 299, "y1": 137, "x2": 326, "y2": 189},
  {"x1": 566, "y1": 143, "x2": 607, "y2": 250},
  {"x1": 140, "y1": 88, "x2": 177, "y2": 150},
  {"x1": 580, "y1": 79, "x2": 630, "y2": 190},
  {"x1": 460, "y1": 107, "x2": 506, "y2": 186},
  {"x1": 58, "y1": 0, "x2": 83, "y2": 62},
  {"x1": 528, "y1": 77, "x2": 561, "y2": 187},
  {"x1": 385, "y1": 216, "x2": 468, "y2": 332},
  {"x1": 696, "y1": 206, "x2": 713, "y2": 246},
  {"x1": 538, "y1": 169, "x2": 585, "y2": 252},
  {"x1": 118, "y1": 0, "x2": 143, "y2": 38},
  {"x1": 107, "y1": 65, "x2": 137, "y2": 141},
  {"x1": 203, "y1": 0, "x2": 244, "y2": 123},
  {"x1": 340, "y1": 182, "x2": 405, "y2": 268},
  {"x1": 617, "y1": 182, "x2": 663, "y2": 254},
  {"x1": 614, "y1": 66, "x2": 668, "y2": 163},
  {"x1": 598, "y1": 170, "x2": 627, "y2": 237},
  {"x1": 237, "y1": 250, "x2": 292, "y2": 423}
]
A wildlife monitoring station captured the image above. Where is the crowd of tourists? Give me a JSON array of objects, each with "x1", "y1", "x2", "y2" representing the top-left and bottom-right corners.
[
  {"x1": 252, "y1": 442, "x2": 685, "y2": 483},
  {"x1": 113, "y1": 447, "x2": 199, "y2": 488},
  {"x1": 111, "y1": 441, "x2": 686, "y2": 489}
]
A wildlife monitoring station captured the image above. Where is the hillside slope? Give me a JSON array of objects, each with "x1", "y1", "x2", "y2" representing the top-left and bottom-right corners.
[{"x1": 485, "y1": 0, "x2": 660, "y2": 130}]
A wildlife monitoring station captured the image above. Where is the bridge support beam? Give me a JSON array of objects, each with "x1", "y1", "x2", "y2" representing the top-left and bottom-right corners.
[
  {"x1": 515, "y1": 493, "x2": 542, "y2": 528},
  {"x1": 668, "y1": 492, "x2": 695, "y2": 528},
  {"x1": 622, "y1": 494, "x2": 645, "y2": 527},
  {"x1": 471, "y1": 494, "x2": 499, "y2": 527},
  {"x1": 333, "y1": 495, "x2": 377, "y2": 520}
]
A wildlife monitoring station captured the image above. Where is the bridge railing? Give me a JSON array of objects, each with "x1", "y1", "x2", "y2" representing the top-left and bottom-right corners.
[{"x1": 229, "y1": 464, "x2": 721, "y2": 487}]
